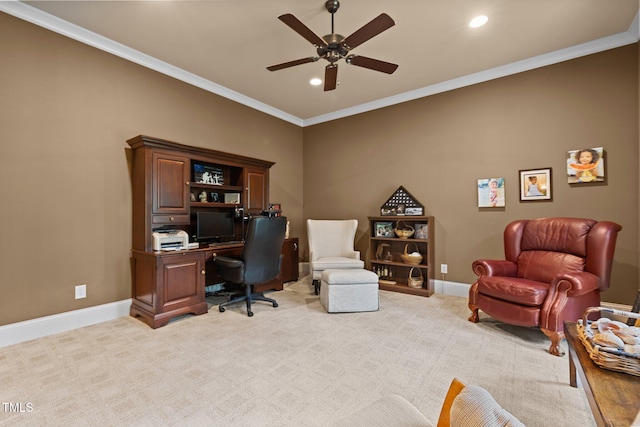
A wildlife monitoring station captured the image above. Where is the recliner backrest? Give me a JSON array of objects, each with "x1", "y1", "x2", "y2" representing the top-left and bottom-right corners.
[
  {"x1": 241, "y1": 216, "x2": 287, "y2": 284},
  {"x1": 505, "y1": 217, "x2": 621, "y2": 289},
  {"x1": 307, "y1": 219, "x2": 358, "y2": 260}
]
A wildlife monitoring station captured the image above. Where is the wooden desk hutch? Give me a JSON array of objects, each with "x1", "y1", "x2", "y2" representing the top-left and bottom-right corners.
[{"x1": 127, "y1": 135, "x2": 297, "y2": 328}]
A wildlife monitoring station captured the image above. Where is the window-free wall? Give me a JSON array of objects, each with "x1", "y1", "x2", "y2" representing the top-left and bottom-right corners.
[{"x1": 303, "y1": 44, "x2": 639, "y2": 305}]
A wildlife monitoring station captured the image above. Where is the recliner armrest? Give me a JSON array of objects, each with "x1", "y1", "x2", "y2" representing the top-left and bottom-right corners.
[
  {"x1": 553, "y1": 270, "x2": 600, "y2": 297},
  {"x1": 472, "y1": 259, "x2": 517, "y2": 277}
]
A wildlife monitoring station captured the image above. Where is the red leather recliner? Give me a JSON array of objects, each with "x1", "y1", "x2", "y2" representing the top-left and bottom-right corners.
[{"x1": 468, "y1": 217, "x2": 622, "y2": 356}]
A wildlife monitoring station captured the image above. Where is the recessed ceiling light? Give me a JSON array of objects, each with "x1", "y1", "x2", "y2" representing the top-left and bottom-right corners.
[
  {"x1": 469, "y1": 15, "x2": 488, "y2": 28},
  {"x1": 310, "y1": 78, "x2": 322, "y2": 86}
]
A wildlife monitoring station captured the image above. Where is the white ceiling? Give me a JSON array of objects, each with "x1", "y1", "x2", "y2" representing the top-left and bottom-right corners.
[{"x1": 3, "y1": 1, "x2": 639, "y2": 126}]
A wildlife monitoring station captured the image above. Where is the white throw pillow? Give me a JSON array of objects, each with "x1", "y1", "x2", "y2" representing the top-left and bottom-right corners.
[{"x1": 450, "y1": 385, "x2": 525, "y2": 427}]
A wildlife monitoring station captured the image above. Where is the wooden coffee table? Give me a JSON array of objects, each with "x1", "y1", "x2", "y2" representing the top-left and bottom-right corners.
[{"x1": 564, "y1": 321, "x2": 640, "y2": 427}]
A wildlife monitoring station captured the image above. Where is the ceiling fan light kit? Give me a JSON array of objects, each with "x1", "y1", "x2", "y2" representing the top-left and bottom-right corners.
[{"x1": 266, "y1": 0, "x2": 398, "y2": 91}]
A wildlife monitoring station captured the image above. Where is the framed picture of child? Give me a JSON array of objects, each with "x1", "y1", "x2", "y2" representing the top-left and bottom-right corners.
[
  {"x1": 519, "y1": 168, "x2": 552, "y2": 201},
  {"x1": 477, "y1": 178, "x2": 505, "y2": 208},
  {"x1": 567, "y1": 147, "x2": 604, "y2": 184}
]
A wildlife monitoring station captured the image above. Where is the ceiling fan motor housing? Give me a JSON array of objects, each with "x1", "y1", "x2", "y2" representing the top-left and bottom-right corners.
[{"x1": 325, "y1": 1, "x2": 340, "y2": 13}]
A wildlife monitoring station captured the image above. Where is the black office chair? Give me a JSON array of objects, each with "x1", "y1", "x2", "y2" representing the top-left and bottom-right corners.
[{"x1": 215, "y1": 215, "x2": 287, "y2": 317}]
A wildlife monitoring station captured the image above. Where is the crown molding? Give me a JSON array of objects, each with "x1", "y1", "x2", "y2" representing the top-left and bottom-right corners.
[
  {"x1": 2, "y1": 2, "x2": 638, "y2": 128},
  {"x1": 304, "y1": 15, "x2": 640, "y2": 126},
  {"x1": 0, "y1": 1, "x2": 304, "y2": 127}
]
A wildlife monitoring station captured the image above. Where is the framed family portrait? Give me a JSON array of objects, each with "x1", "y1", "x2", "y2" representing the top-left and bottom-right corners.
[
  {"x1": 567, "y1": 147, "x2": 604, "y2": 184},
  {"x1": 519, "y1": 168, "x2": 552, "y2": 201},
  {"x1": 477, "y1": 178, "x2": 505, "y2": 208},
  {"x1": 374, "y1": 221, "x2": 394, "y2": 237}
]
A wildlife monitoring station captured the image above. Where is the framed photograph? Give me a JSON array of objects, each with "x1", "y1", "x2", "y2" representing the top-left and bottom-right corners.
[
  {"x1": 477, "y1": 178, "x2": 505, "y2": 208},
  {"x1": 414, "y1": 223, "x2": 428, "y2": 239},
  {"x1": 519, "y1": 168, "x2": 552, "y2": 201},
  {"x1": 405, "y1": 207, "x2": 423, "y2": 216},
  {"x1": 567, "y1": 147, "x2": 604, "y2": 184},
  {"x1": 374, "y1": 221, "x2": 394, "y2": 237},
  {"x1": 224, "y1": 193, "x2": 241, "y2": 204},
  {"x1": 193, "y1": 163, "x2": 224, "y2": 185}
]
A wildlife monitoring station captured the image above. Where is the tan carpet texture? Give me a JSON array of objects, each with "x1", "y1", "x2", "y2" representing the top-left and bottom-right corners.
[{"x1": 0, "y1": 277, "x2": 594, "y2": 426}]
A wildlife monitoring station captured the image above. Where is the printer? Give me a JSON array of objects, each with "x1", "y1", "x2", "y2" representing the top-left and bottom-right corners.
[{"x1": 152, "y1": 229, "x2": 189, "y2": 251}]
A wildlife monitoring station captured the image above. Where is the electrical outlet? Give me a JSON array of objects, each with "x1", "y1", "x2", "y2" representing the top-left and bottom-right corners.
[
  {"x1": 75, "y1": 284, "x2": 87, "y2": 299},
  {"x1": 440, "y1": 264, "x2": 448, "y2": 274}
]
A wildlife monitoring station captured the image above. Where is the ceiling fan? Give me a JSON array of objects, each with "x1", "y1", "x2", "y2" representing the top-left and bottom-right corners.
[{"x1": 266, "y1": 0, "x2": 398, "y2": 91}]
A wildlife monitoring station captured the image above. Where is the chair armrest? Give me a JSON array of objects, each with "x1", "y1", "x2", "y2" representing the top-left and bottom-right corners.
[
  {"x1": 349, "y1": 251, "x2": 361, "y2": 260},
  {"x1": 472, "y1": 259, "x2": 517, "y2": 277},
  {"x1": 214, "y1": 255, "x2": 245, "y2": 284},
  {"x1": 553, "y1": 271, "x2": 600, "y2": 297},
  {"x1": 214, "y1": 256, "x2": 243, "y2": 269}
]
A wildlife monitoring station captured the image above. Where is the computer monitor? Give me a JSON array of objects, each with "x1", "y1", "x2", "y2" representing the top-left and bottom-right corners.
[{"x1": 196, "y1": 211, "x2": 235, "y2": 242}]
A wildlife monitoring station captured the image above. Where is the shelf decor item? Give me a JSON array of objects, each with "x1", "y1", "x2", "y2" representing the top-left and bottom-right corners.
[
  {"x1": 408, "y1": 267, "x2": 424, "y2": 289},
  {"x1": 193, "y1": 163, "x2": 224, "y2": 185},
  {"x1": 375, "y1": 221, "x2": 394, "y2": 237},
  {"x1": 401, "y1": 243, "x2": 423, "y2": 265},
  {"x1": 394, "y1": 221, "x2": 415, "y2": 239},
  {"x1": 224, "y1": 193, "x2": 241, "y2": 204},
  {"x1": 414, "y1": 223, "x2": 428, "y2": 239},
  {"x1": 380, "y1": 186, "x2": 424, "y2": 216}
]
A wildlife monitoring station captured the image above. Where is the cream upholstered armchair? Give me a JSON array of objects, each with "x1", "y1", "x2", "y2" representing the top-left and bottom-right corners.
[{"x1": 307, "y1": 219, "x2": 365, "y2": 294}]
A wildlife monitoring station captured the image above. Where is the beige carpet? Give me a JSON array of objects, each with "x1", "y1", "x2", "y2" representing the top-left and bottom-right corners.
[{"x1": 0, "y1": 276, "x2": 594, "y2": 426}]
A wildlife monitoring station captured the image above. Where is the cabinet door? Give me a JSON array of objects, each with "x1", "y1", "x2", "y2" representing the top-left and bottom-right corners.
[
  {"x1": 280, "y1": 238, "x2": 299, "y2": 283},
  {"x1": 245, "y1": 167, "x2": 268, "y2": 215},
  {"x1": 160, "y1": 252, "x2": 205, "y2": 312},
  {"x1": 152, "y1": 151, "x2": 190, "y2": 217}
]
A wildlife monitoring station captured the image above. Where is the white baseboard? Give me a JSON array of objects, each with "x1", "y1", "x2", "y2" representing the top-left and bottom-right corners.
[
  {"x1": 435, "y1": 280, "x2": 470, "y2": 297},
  {"x1": 0, "y1": 299, "x2": 131, "y2": 348},
  {"x1": 1, "y1": 278, "x2": 630, "y2": 349}
]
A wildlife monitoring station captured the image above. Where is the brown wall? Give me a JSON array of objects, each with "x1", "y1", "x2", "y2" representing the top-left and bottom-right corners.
[
  {"x1": 303, "y1": 44, "x2": 639, "y2": 305},
  {"x1": 1, "y1": 12, "x2": 638, "y2": 327},
  {"x1": 0, "y1": 13, "x2": 303, "y2": 326}
]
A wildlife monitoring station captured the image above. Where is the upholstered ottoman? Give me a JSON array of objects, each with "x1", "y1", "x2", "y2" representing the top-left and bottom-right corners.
[{"x1": 320, "y1": 269, "x2": 379, "y2": 313}]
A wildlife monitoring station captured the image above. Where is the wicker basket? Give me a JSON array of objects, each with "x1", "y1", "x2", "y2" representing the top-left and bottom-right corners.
[
  {"x1": 577, "y1": 307, "x2": 640, "y2": 377},
  {"x1": 408, "y1": 267, "x2": 423, "y2": 288},
  {"x1": 400, "y1": 243, "x2": 423, "y2": 265},
  {"x1": 394, "y1": 221, "x2": 415, "y2": 239}
]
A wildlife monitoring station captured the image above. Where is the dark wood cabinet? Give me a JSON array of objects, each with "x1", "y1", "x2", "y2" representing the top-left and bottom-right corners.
[
  {"x1": 280, "y1": 237, "x2": 299, "y2": 283},
  {"x1": 244, "y1": 166, "x2": 268, "y2": 215},
  {"x1": 151, "y1": 151, "x2": 190, "y2": 219},
  {"x1": 130, "y1": 250, "x2": 208, "y2": 328},
  {"x1": 127, "y1": 135, "x2": 277, "y2": 327},
  {"x1": 368, "y1": 216, "x2": 434, "y2": 297}
]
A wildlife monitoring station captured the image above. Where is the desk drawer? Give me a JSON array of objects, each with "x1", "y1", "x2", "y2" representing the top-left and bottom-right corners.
[{"x1": 152, "y1": 214, "x2": 189, "y2": 225}]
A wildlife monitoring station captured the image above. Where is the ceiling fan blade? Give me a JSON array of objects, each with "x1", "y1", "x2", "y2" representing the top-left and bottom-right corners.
[
  {"x1": 278, "y1": 14, "x2": 327, "y2": 47},
  {"x1": 346, "y1": 55, "x2": 398, "y2": 74},
  {"x1": 341, "y1": 13, "x2": 395, "y2": 50},
  {"x1": 267, "y1": 57, "x2": 319, "y2": 71},
  {"x1": 324, "y1": 64, "x2": 338, "y2": 91}
]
